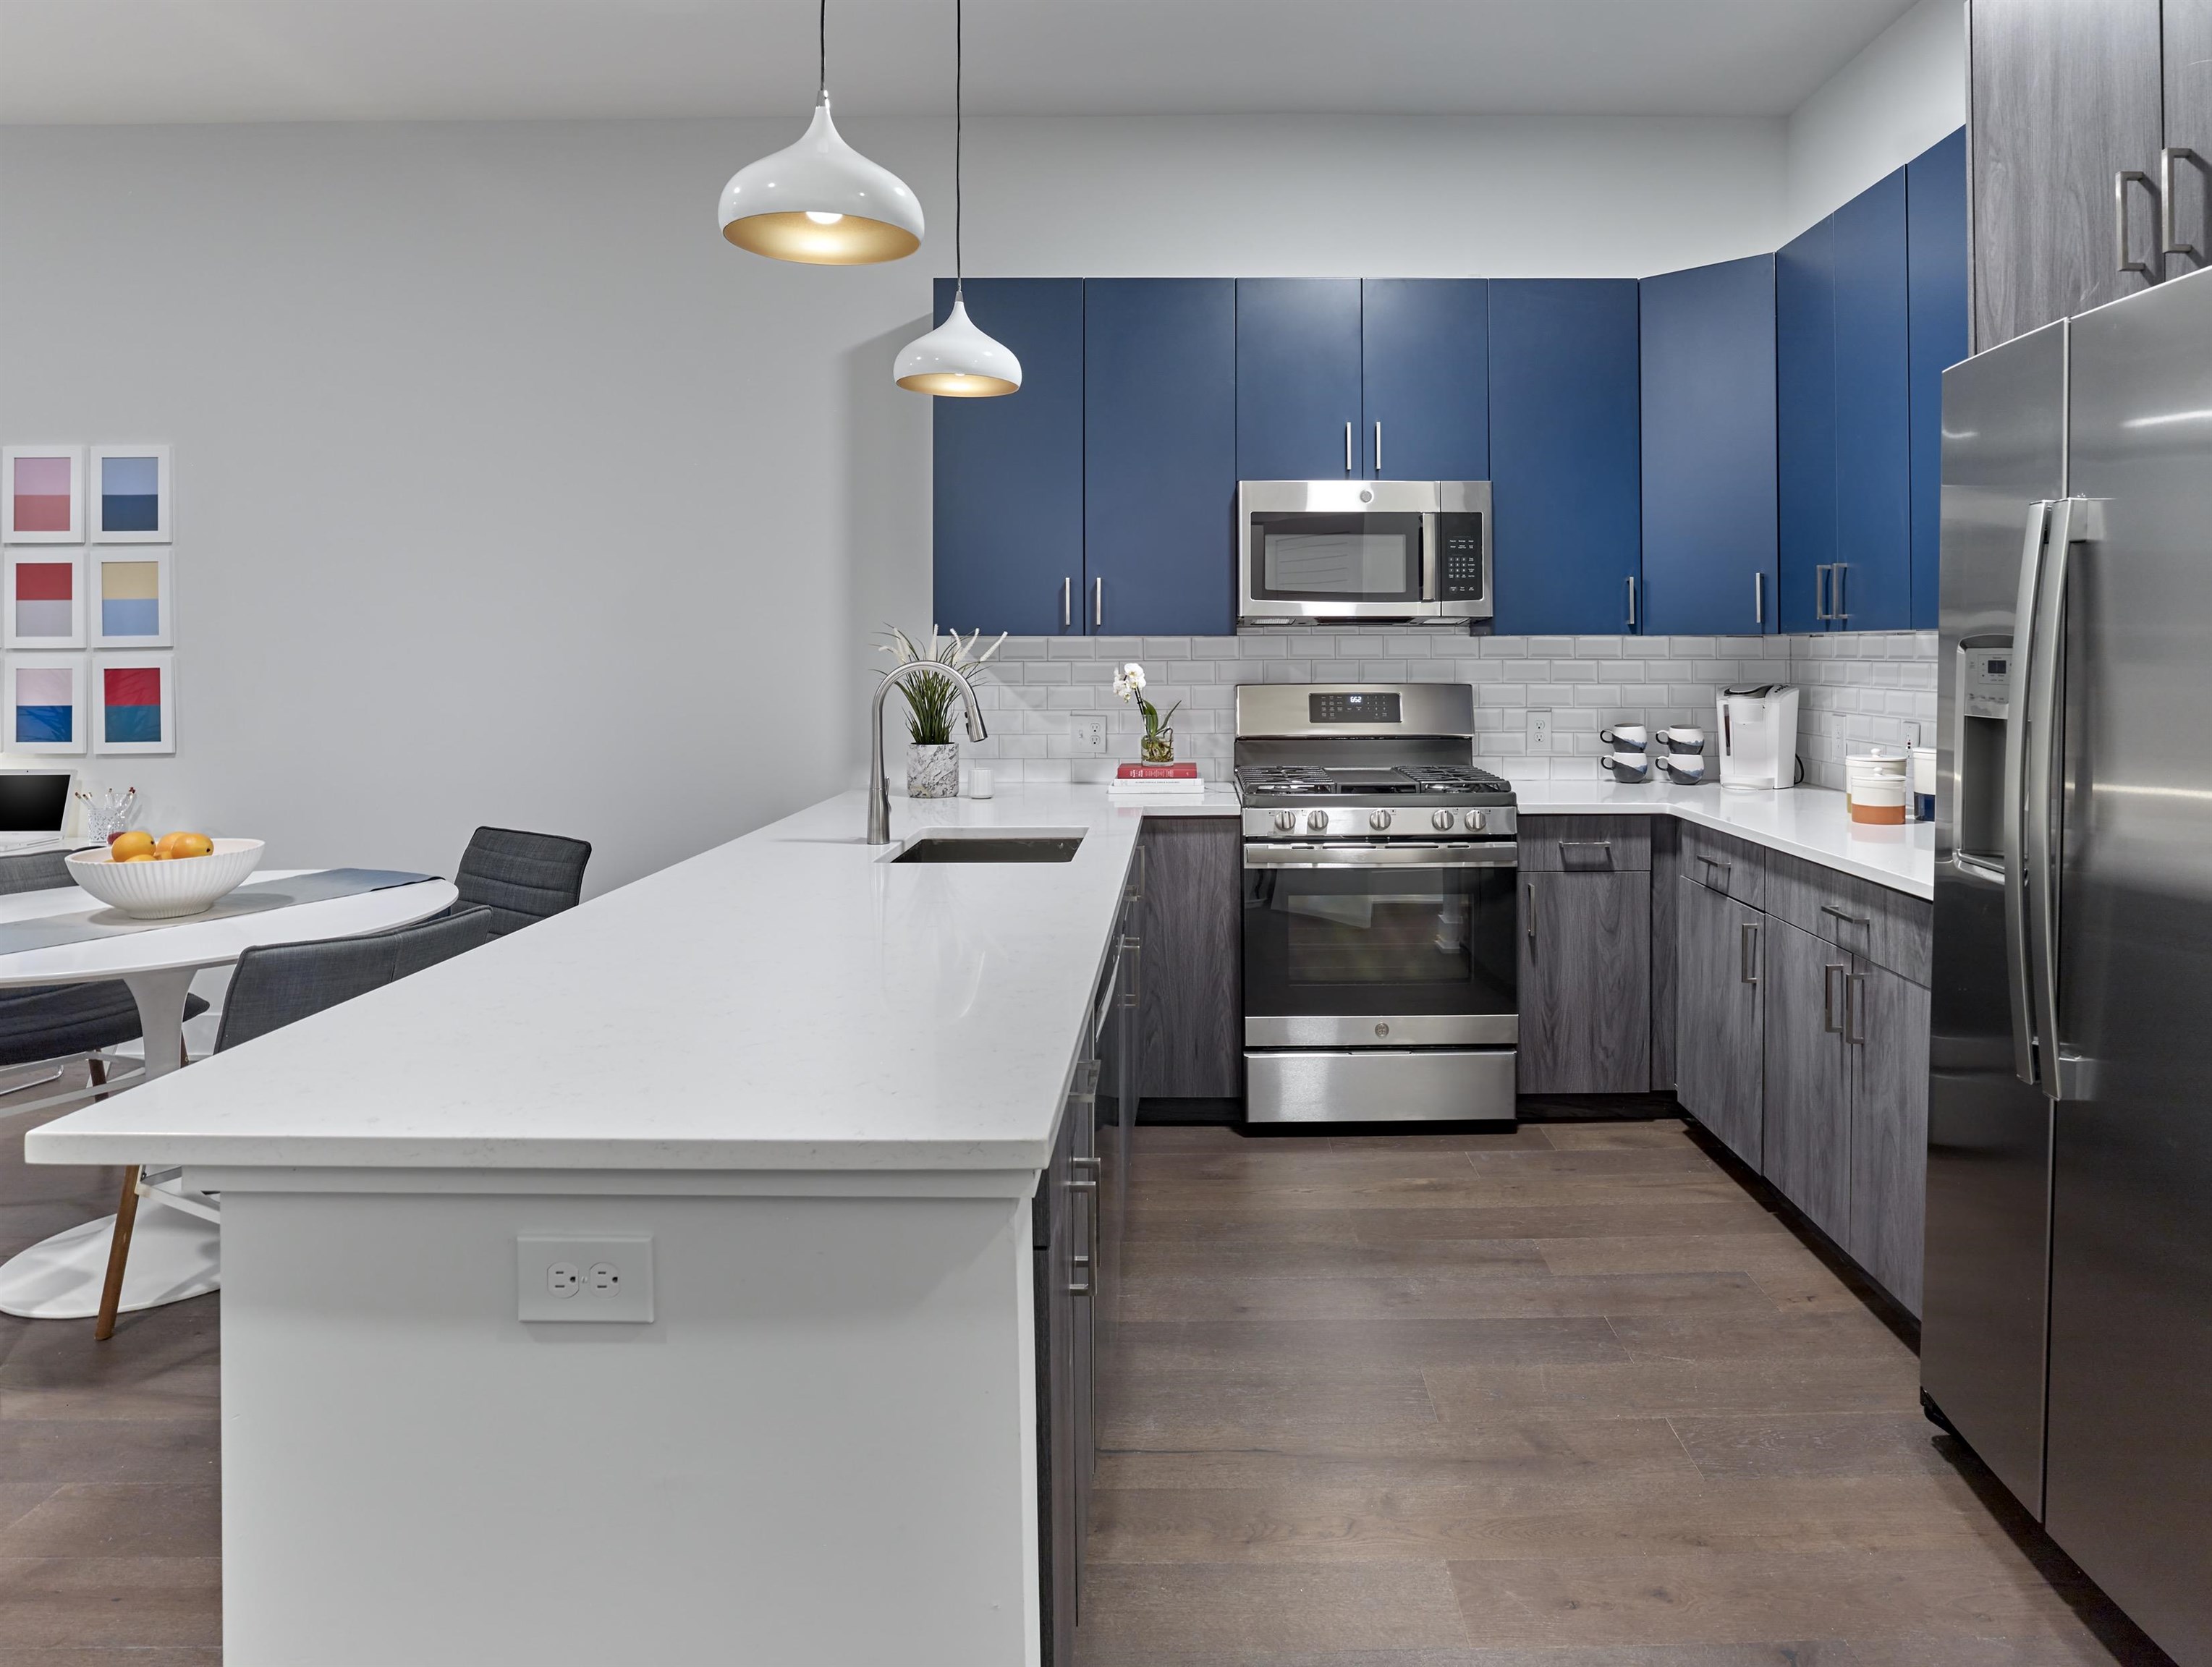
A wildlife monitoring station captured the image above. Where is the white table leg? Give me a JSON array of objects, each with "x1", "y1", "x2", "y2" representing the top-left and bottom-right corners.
[{"x1": 0, "y1": 965, "x2": 221, "y2": 1321}]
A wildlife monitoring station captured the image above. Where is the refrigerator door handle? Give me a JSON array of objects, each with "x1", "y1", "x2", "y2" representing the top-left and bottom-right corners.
[
  {"x1": 2004, "y1": 500, "x2": 2051, "y2": 1087},
  {"x1": 2023, "y1": 495, "x2": 2080, "y2": 1100}
]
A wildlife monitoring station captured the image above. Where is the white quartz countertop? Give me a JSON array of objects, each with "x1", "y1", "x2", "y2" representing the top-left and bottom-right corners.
[
  {"x1": 25, "y1": 786, "x2": 1237, "y2": 1177},
  {"x1": 1510, "y1": 781, "x2": 1933, "y2": 899}
]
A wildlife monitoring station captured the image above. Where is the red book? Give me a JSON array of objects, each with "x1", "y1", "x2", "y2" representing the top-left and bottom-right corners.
[{"x1": 1116, "y1": 762, "x2": 1198, "y2": 779}]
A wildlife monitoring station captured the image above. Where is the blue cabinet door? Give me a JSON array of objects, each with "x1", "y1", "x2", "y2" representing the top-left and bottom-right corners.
[
  {"x1": 1638, "y1": 255, "x2": 1778, "y2": 636},
  {"x1": 1085, "y1": 279, "x2": 1238, "y2": 637},
  {"x1": 1777, "y1": 217, "x2": 1838, "y2": 633},
  {"x1": 1360, "y1": 279, "x2": 1488, "y2": 479},
  {"x1": 1236, "y1": 279, "x2": 1362, "y2": 481},
  {"x1": 931, "y1": 279, "x2": 1085, "y2": 636},
  {"x1": 1907, "y1": 129, "x2": 1969, "y2": 629},
  {"x1": 1487, "y1": 279, "x2": 1643, "y2": 635},
  {"x1": 1832, "y1": 169, "x2": 1912, "y2": 631}
]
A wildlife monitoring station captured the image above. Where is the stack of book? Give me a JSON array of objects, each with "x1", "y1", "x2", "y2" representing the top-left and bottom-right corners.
[{"x1": 1106, "y1": 761, "x2": 1206, "y2": 800}]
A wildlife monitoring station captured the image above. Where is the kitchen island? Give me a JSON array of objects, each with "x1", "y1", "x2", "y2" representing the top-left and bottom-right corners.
[{"x1": 27, "y1": 784, "x2": 1231, "y2": 1667}]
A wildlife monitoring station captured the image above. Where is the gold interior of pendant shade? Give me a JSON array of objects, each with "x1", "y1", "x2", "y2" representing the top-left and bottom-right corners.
[
  {"x1": 895, "y1": 369, "x2": 1021, "y2": 396},
  {"x1": 722, "y1": 211, "x2": 922, "y2": 265}
]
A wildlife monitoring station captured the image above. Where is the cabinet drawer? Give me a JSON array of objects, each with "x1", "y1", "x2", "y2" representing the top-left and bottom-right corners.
[
  {"x1": 1518, "y1": 816, "x2": 1650, "y2": 871},
  {"x1": 1766, "y1": 850, "x2": 1931, "y2": 986},
  {"x1": 1679, "y1": 824, "x2": 1766, "y2": 909}
]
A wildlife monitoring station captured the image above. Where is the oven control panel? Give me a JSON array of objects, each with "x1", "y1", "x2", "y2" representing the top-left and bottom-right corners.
[{"x1": 1243, "y1": 806, "x2": 1517, "y2": 840}]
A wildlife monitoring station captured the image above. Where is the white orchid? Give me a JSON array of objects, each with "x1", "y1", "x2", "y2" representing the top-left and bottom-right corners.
[
  {"x1": 1111, "y1": 662, "x2": 1147, "y2": 700},
  {"x1": 1110, "y1": 661, "x2": 1179, "y2": 754}
]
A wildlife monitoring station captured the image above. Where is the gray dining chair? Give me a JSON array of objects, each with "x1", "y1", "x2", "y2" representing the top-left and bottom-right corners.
[
  {"x1": 454, "y1": 827, "x2": 590, "y2": 937},
  {"x1": 96, "y1": 904, "x2": 495, "y2": 1339}
]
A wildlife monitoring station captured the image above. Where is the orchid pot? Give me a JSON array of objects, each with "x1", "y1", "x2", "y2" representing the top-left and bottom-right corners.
[{"x1": 1113, "y1": 663, "x2": 1181, "y2": 765}]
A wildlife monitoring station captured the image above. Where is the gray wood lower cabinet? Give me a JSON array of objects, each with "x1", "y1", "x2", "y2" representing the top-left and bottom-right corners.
[
  {"x1": 1518, "y1": 868, "x2": 1650, "y2": 1093},
  {"x1": 1763, "y1": 917, "x2": 1854, "y2": 1247},
  {"x1": 1676, "y1": 874, "x2": 1765, "y2": 1168},
  {"x1": 1847, "y1": 958, "x2": 1932, "y2": 1316},
  {"x1": 1137, "y1": 817, "x2": 1242, "y2": 1100}
]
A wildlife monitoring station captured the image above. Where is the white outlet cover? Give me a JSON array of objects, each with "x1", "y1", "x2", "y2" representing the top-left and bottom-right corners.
[
  {"x1": 1528, "y1": 708, "x2": 1553, "y2": 752},
  {"x1": 1072, "y1": 716, "x2": 1108, "y2": 754},
  {"x1": 517, "y1": 1236, "x2": 654, "y2": 1323}
]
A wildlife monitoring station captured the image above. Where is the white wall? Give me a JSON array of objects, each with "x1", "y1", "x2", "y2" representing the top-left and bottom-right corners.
[
  {"x1": 1785, "y1": 0, "x2": 1966, "y2": 236},
  {"x1": 0, "y1": 112, "x2": 1794, "y2": 889}
]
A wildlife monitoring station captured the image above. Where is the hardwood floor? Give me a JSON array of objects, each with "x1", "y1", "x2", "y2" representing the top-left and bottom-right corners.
[
  {"x1": 0, "y1": 1066, "x2": 221, "y2": 1665},
  {"x1": 1079, "y1": 1119, "x2": 2174, "y2": 1667}
]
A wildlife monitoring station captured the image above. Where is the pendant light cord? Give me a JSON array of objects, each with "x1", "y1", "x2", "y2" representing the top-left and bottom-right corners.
[
  {"x1": 954, "y1": 0, "x2": 965, "y2": 295},
  {"x1": 818, "y1": 0, "x2": 828, "y2": 99}
]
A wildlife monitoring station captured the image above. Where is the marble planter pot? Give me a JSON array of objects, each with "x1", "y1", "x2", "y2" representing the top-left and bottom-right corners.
[{"x1": 907, "y1": 742, "x2": 960, "y2": 799}]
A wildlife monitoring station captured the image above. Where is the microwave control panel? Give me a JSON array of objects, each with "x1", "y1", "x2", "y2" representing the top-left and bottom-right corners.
[
  {"x1": 1436, "y1": 512, "x2": 1486, "y2": 601},
  {"x1": 1962, "y1": 645, "x2": 2011, "y2": 719}
]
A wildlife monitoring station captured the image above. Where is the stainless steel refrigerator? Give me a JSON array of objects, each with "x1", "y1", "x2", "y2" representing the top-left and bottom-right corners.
[{"x1": 1923, "y1": 265, "x2": 2212, "y2": 1666}]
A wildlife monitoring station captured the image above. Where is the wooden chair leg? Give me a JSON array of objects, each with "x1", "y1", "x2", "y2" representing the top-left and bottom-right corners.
[{"x1": 94, "y1": 1163, "x2": 142, "y2": 1342}]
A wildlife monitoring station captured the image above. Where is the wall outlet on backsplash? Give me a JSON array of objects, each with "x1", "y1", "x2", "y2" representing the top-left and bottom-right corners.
[
  {"x1": 1527, "y1": 709, "x2": 1553, "y2": 752},
  {"x1": 1071, "y1": 716, "x2": 1108, "y2": 755}
]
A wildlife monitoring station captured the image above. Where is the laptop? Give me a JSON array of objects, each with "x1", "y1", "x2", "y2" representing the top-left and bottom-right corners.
[{"x1": 0, "y1": 770, "x2": 76, "y2": 850}]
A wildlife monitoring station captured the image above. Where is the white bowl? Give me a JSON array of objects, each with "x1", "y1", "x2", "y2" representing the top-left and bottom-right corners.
[{"x1": 67, "y1": 839, "x2": 265, "y2": 920}]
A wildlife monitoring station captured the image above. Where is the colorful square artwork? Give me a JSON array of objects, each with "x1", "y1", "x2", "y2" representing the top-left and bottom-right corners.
[
  {"x1": 5, "y1": 655, "x2": 86, "y2": 755},
  {"x1": 3, "y1": 550, "x2": 85, "y2": 649},
  {"x1": 92, "y1": 549, "x2": 171, "y2": 648},
  {"x1": 90, "y1": 446, "x2": 169, "y2": 543},
  {"x1": 94, "y1": 654, "x2": 173, "y2": 755},
  {"x1": 1, "y1": 447, "x2": 84, "y2": 543}
]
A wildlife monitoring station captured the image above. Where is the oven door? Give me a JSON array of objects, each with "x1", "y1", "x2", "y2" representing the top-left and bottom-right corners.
[
  {"x1": 1238, "y1": 480, "x2": 1439, "y2": 622},
  {"x1": 1242, "y1": 841, "x2": 1519, "y2": 1047}
]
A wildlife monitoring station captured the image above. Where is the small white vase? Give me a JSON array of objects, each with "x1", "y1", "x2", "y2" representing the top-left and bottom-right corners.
[{"x1": 907, "y1": 742, "x2": 960, "y2": 799}]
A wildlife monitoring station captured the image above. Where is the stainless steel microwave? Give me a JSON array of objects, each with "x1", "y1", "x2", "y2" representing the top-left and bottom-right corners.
[{"x1": 1238, "y1": 479, "x2": 1493, "y2": 626}]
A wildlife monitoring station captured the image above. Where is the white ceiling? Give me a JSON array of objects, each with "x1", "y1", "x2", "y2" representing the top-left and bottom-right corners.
[{"x1": 0, "y1": 0, "x2": 1915, "y2": 125}]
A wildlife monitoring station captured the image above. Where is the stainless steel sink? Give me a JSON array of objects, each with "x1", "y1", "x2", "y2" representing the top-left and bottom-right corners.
[{"x1": 889, "y1": 828, "x2": 1085, "y2": 864}]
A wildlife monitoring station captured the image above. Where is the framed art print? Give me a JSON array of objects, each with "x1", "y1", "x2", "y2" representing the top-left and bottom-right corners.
[
  {"x1": 95, "y1": 655, "x2": 174, "y2": 755},
  {"x1": 6, "y1": 655, "x2": 85, "y2": 754},
  {"x1": 90, "y1": 446, "x2": 169, "y2": 542},
  {"x1": 3, "y1": 550, "x2": 85, "y2": 649},
  {"x1": 91, "y1": 549, "x2": 171, "y2": 648},
  {"x1": 1, "y1": 446, "x2": 83, "y2": 543}
]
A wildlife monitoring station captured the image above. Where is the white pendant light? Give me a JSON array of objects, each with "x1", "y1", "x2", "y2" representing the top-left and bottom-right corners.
[
  {"x1": 718, "y1": 0, "x2": 922, "y2": 265},
  {"x1": 896, "y1": 0, "x2": 1021, "y2": 397}
]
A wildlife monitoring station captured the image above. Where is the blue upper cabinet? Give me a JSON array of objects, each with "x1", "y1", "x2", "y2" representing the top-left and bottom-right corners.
[
  {"x1": 1487, "y1": 279, "x2": 1643, "y2": 635},
  {"x1": 1359, "y1": 279, "x2": 1488, "y2": 479},
  {"x1": 1085, "y1": 280, "x2": 1238, "y2": 636},
  {"x1": 1831, "y1": 169, "x2": 1912, "y2": 632},
  {"x1": 1907, "y1": 129, "x2": 1969, "y2": 629},
  {"x1": 931, "y1": 279, "x2": 1085, "y2": 636},
  {"x1": 1638, "y1": 255, "x2": 1777, "y2": 635},
  {"x1": 1777, "y1": 217, "x2": 1838, "y2": 633},
  {"x1": 1236, "y1": 279, "x2": 1363, "y2": 480}
]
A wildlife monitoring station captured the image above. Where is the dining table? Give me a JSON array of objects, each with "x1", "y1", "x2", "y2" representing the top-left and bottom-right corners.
[{"x1": 0, "y1": 865, "x2": 459, "y2": 1322}]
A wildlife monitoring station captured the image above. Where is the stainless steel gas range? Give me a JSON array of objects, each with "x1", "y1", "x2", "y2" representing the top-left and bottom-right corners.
[{"x1": 1234, "y1": 683, "x2": 1519, "y2": 1126}]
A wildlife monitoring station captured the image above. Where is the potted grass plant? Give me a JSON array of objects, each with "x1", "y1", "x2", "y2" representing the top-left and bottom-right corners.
[{"x1": 879, "y1": 624, "x2": 1005, "y2": 798}]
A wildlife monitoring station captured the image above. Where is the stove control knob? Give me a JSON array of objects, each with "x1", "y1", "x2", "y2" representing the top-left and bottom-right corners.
[
  {"x1": 1464, "y1": 810, "x2": 1486, "y2": 832},
  {"x1": 1431, "y1": 809, "x2": 1454, "y2": 831},
  {"x1": 1273, "y1": 810, "x2": 1297, "y2": 834},
  {"x1": 1369, "y1": 809, "x2": 1393, "y2": 831},
  {"x1": 1306, "y1": 809, "x2": 1329, "y2": 833}
]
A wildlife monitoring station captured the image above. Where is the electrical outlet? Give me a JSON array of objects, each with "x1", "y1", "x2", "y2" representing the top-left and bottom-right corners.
[
  {"x1": 517, "y1": 1236, "x2": 653, "y2": 1323},
  {"x1": 1528, "y1": 709, "x2": 1553, "y2": 752},
  {"x1": 1071, "y1": 715, "x2": 1109, "y2": 755}
]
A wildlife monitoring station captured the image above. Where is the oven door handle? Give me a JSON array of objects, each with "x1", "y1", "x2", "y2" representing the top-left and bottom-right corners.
[{"x1": 1243, "y1": 842, "x2": 1518, "y2": 870}]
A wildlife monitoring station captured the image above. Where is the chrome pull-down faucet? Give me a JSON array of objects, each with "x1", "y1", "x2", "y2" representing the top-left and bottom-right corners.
[{"x1": 868, "y1": 662, "x2": 989, "y2": 845}]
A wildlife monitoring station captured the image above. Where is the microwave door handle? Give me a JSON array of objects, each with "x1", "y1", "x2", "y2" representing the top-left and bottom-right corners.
[
  {"x1": 1420, "y1": 512, "x2": 1440, "y2": 604},
  {"x1": 2003, "y1": 500, "x2": 2050, "y2": 1087},
  {"x1": 2024, "y1": 496, "x2": 2077, "y2": 1100}
]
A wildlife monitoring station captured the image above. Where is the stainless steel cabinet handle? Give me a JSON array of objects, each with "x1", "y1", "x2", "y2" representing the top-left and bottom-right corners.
[
  {"x1": 1061, "y1": 577, "x2": 1072, "y2": 629},
  {"x1": 1845, "y1": 972, "x2": 1868, "y2": 1045},
  {"x1": 1525, "y1": 881, "x2": 1536, "y2": 943},
  {"x1": 1823, "y1": 962, "x2": 1847, "y2": 1033},
  {"x1": 1121, "y1": 933, "x2": 1142, "y2": 1006},
  {"x1": 1815, "y1": 564, "x2": 1831, "y2": 622},
  {"x1": 2004, "y1": 501, "x2": 2051, "y2": 1086},
  {"x1": 1092, "y1": 576, "x2": 1104, "y2": 629},
  {"x1": 1344, "y1": 420, "x2": 1354, "y2": 475},
  {"x1": 1559, "y1": 839, "x2": 1612, "y2": 849},
  {"x1": 1739, "y1": 920, "x2": 1760, "y2": 985},
  {"x1": 2116, "y1": 170, "x2": 2159, "y2": 277},
  {"x1": 1832, "y1": 562, "x2": 1849, "y2": 622},
  {"x1": 1754, "y1": 571, "x2": 1765, "y2": 627},
  {"x1": 2023, "y1": 496, "x2": 2078, "y2": 1098},
  {"x1": 2162, "y1": 148, "x2": 2203, "y2": 263},
  {"x1": 1126, "y1": 844, "x2": 1145, "y2": 903},
  {"x1": 1373, "y1": 420, "x2": 1383, "y2": 475},
  {"x1": 1820, "y1": 902, "x2": 1871, "y2": 933},
  {"x1": 1625, "y1": 575, "x2": 1638, "y2": 628}
]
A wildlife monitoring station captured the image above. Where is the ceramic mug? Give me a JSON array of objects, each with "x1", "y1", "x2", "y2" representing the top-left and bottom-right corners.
[
  {"x1": 1599, "y1": 724, "x2": 1648, "y2": 752},
  {"x1": 1603, "y1": 752, "x2": 1652, "y2": 781},
  {"x1": 1661, "y1": 752, "x2": 1706, "y2": 782},
  {"x1": 1655, "y1": 726, "x2": 1705, "y2": 755}
]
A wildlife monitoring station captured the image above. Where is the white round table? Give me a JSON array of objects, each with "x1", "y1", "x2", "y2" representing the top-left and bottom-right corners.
[{"x1": 0, "y1": 868, "x2": 459, "y2": 1322}]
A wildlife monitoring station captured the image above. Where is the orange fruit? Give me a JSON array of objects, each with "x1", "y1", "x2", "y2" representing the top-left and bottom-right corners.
[
  {"x1": 169, "y1": 832, "x2": 213, "y2": 858},
  {"x1": 110, "y1": 831, "x2": 155, "y2": 860},
  {"x1": 116, "y1": 852, "x2": 157, "y2": 863}
]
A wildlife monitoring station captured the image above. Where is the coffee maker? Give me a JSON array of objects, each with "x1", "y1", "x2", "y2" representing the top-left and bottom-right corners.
[{"x1": 1716, "y1": 684, "x2": 1800, "y2": 792}]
